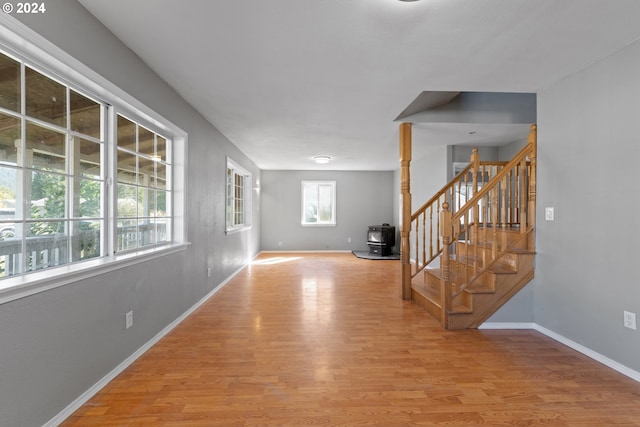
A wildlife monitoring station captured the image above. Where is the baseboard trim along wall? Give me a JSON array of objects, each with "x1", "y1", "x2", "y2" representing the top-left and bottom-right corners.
[
  {"x1": 43, "y1": 261, "x2": 252, "y2": 427},
  {"x1": 260, "y1": 250, "x2": 353, "y2": 253},
  {"x1": 480, "y1": 322, "x2": 640, "y2": 383}
]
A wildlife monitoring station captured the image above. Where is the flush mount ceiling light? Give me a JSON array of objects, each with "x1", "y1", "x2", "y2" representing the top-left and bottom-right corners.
[
  {"x1": 313, "y1": 155, "x2": 332, "y2": 164},
  {"x1": 398, "y1": 0, "x2": 420, "y2": 2}
]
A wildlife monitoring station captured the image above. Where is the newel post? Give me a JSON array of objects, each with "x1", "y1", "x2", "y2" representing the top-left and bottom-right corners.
[
  {"x1": 527, "y1": 124, "x2": 537, "y2": 232},
  {"x1": 399, "y1": 122, "x2": 412, "y2": 300},
  {"x1": 440, "y1": 202, "x2": 452, "y2": 327}
]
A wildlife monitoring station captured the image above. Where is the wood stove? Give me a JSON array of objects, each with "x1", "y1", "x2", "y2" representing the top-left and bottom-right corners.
[{"x1": 367, "y1": 224, "x2": 395, "y2": 256}]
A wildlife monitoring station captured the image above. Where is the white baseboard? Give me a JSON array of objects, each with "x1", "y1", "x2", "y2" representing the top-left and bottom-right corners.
[
  {"x1": 480, "y1": 322, "x2": 640, "y2": 383},
  {"x1": 479, "y1": 322, "x2": 536, "y2": 330},
  {"x1": 532, "y1": 324, "x2": 640, "y2": 382},
  {"x1": 260, "y1": 250, "x2": 353, "y2": 253},
  {"x1": 44, "y1": 262, "x2": 250, "y2": 427}
]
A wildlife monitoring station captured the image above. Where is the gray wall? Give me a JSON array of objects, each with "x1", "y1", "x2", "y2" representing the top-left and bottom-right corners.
[
  {"x1": 261, "y1": 170, "x2": 394, "y2": 252},
  {"x1": 0, "y1": 3, "x2": 260, "y2": 426},
  {"x1": 392, "y1": 144, "x2": 449, "y2": 233},
  {"x1": 498, "y1": 138, "x2": 528, "y2": 161},
  {"x1": 534, "y1": 37, "x2": 640, "y2": 371}
]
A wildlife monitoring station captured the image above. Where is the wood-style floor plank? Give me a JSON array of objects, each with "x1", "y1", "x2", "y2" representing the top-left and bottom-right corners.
[{"x1": 62, "y1": 253, "x2": 640, "y2": 426}]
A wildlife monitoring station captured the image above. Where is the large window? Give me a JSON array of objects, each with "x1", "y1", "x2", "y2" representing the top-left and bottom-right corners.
[
  {"x1": 0, "y1": 44, "x2": 184, "y2": 286},
  {"x1": 301, "y1": 181, "x2": 336, "y2": 226},
  {"x1": 226, "y1": 158, "x2": 251, "y2": 233},
  {"x1": 116, "y1": 114, "x2": 171, "y2": 251},
  {"x1": 0, "y1": 55, "x2": 106, "y2": 277}
]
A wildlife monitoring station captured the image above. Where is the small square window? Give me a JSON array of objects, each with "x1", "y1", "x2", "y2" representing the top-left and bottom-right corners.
[{"x1": 301, "y1": 181, "x2": 336, "y2": 226}]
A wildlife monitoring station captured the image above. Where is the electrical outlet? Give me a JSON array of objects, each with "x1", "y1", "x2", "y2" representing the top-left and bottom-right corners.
[
  {"x1": 126, "y1": 310, "x2": 133, "y2": 329},
  {"x1": 207, "y1": 266, "x2": 212, "y2": 278},
  {"x1": 624, "y1": 311, "x2": 636, "y2": 330},
  {"x1": 348, "y1": 237, "x2": 352, "y2": 243}
]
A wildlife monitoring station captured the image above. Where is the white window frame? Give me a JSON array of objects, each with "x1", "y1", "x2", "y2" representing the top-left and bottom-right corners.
[
  {"x1": 226, "y1": 158, "x2": 251, "y2": 234},
  {"x1": 0, "y1": 15, "x2": 188, "y2": 304},
  {"x1": 113, "y1": 112, "x2": 174, "y2": 253},
  {"x1": 301, "y1": 180, "x2": 336, "y2": 226}
]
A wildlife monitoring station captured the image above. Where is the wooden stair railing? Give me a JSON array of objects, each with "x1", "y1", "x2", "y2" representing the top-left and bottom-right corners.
[
  {"x1": 408, "y1": 154, "x2": 508, "y2": 280},
  {"x1": 439, "y1": 126, "x2": 536, "y2": 327},
  {"x1": 400, "y1": 123, "x2": 537, "y2": 328}
]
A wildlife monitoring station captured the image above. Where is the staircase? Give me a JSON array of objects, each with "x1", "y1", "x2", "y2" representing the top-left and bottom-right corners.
[{"x1": 399, "y1": 124, "x2": 537, "y2": 329}]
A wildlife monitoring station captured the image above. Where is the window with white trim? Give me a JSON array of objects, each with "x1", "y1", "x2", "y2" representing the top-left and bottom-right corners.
[
  {"x1": 226, "y1": 158, "x2": 251, "y2": 233},
  {"x1": 0, "y1": 53, "x2": 106, "y2": 277},
  {"x1": 116, "y1": 114, "x2": 172, "y2": 251},
  {"x1": 301, "y1": 181, "x2": 336, "y2": 226},
  {"x1": 0, "y1": 45, "x2": 184, "y2": 282}
]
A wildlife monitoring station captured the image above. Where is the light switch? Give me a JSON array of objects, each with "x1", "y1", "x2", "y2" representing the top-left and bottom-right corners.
[{"x1": 545, "y1": 207, "x2": 554, "y2": 221}]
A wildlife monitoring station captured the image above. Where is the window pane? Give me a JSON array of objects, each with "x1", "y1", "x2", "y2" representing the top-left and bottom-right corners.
[
  {"x1": 117, "y1": 149, "x2": 137, "y2": 184},
  {"x1": 235, "y1": 200, "x2": 243, "y2": 225},
  {"x1": 0, "y1": 53, "x2": 20, "y2": 113},
  {"x1": 0, "y1": 231, "x2": 22, "y2": 277},
  {"x1": 26, "y1": 122, "x2": 66, "y2": 173},
  {"x1": 139, "y1": 220, "x2": 156, "y2": 247},
  {"x1": 157, "y1": 218, "x2": 169, "y2": 243},
  {"x1": 70, "y1": 90, "x2": 101, "y2": 139},
  {"x1": 141, "y1": 188, "x2": 155, "y2": 217},
  {"x1": 156, "y1": 190, "x2": 167, "y2": 215},
  {"x1": 71, "y1": 219, "x2": 100, "y2": 261},
  {"x1": 302, "y1": 182, "x2": 335, "y2": 225},
  {"x1": 78, "y1": 138, "x2": 101, "y2": 179},
  {"x1": 26, "y1": 221, "x2": 68, "y2": 270},
  {"x1": 235, "y1": 174, "x2": 244, "y2": 198},
  {"x1": 25, "y1": 67, "x2": 66, "y2": 127},
  {"x1": 0, "y1": 166, "x2": 18, "y2": 219},
  {"x1": 117, "y1": 184, "x2": 139, "y2": 218},
  {"x1": 116, "y1": 219, "x2": 137, "y2": 251},
  {"x1": 318, "y1": 185, "x2": 333, "y2": 222},
  {"x1": 156, "y1": 162, "x2": 166, "y2": 189},
  {"x1": 0, "y1": 220, "x2": 16, "y2": 239},
  {"x1": 30, "y1": 171, "x2": 66, "y2": 219},
  {"x1": 0, "y1": 113, "x2": 20, "y2": 166},
  {"x1": 138, "y1": 156, "x2": 155, "y2": 183},
  {"x1": 157, "y1": 136, "x2": 166, "y2": 162},
  {"x1": 303, "y1": 184, "x2": 318, "y2": 223},
  {"x1": 138, "y1": 126, "x2": 154, "y2": 157},
  {"x1": 77, "y1": 178, "x2": 101, "y2": 218},
  {"x1": 117, "y1": 115, "x2": 136, "y2": 150}
]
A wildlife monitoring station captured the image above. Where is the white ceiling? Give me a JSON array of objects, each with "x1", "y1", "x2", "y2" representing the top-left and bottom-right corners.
[{"x1": 79, "y1": 0, "x2": 640, "y2": 170}]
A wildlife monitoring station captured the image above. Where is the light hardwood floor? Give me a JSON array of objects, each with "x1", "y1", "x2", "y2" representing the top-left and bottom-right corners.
[{"x1": 62, "y1": 253, "x2": 640, "y2": 426}]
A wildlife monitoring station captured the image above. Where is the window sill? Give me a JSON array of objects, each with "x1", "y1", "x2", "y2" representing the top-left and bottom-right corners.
[
  {"x1": 225, "y1": 225, "x2": 252, "y2": 235},
  {"x1": 0, "y1": 242, "x2": 190, "y2": 305},
  {"x1": 301, "y1": 223, "x2": 337, "y2": 227}
]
